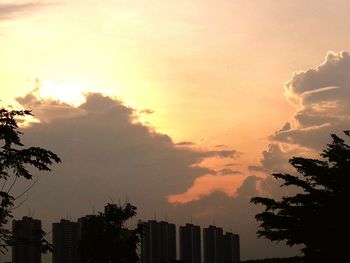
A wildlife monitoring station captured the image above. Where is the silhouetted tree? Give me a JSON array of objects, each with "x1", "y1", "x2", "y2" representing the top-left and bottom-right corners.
[
  {"x1": 251, "y1": 131, "x2": 350, "y2": 262},
  {"x1": 78, "y1": 203, "x2": 144, "y2": 263},
  {"x1": 0, "y1": 108, "x2": 61, "y2": 253}
]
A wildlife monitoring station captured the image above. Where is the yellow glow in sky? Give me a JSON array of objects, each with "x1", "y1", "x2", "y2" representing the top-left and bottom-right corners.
[{"x1": 2, "y1": 0, "x2": 350, "y2": 200}]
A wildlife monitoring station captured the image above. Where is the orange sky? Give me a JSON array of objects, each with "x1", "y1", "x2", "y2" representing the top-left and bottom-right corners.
[
  {"x1": 3, "y1": 2, "x2": 350, "y2": 261},
  {"x1": 2, "y1": 0, "x2": 350, "y2": 201}
]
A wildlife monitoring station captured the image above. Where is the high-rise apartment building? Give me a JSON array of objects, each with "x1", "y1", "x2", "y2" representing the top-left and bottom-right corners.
[
  {"x1": 203, "y1": 225, "x2": 224, "y2": 263},
  {"x1": 179, "y1": 224, "x2": 201, "y2": 263},
  {"x1": 52, "y1": 219, "x2": 80, "y2": 263},
  {"x1": 141, "y1": 220, "x2": 176, "y2": 263},
  {"x1": 223, "y1": 232, "x2": 240, "y2": 263},
  {"x1": 12, "y1": 216, "x2": 42, "y2": 263}
]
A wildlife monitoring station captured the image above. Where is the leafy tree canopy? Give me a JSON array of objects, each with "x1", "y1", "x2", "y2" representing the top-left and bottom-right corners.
[
  {"x1": 0, "y1": 108, "x2": 61, "y2": 252},
  {"x1": 78, "y1": 203, "x2": 144, "y2": 263},
  {"x1": 251, "y1": 131, "x2": 350, "y2": 262}
]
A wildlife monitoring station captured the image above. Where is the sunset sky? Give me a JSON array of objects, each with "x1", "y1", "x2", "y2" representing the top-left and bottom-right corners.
[{"x1": 2, "y1": 0, "x2": 350, "y2": 261}]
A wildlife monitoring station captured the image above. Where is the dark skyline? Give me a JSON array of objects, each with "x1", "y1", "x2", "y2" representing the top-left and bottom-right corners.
[
  {"x1": 12, "y1": 217, "x2": 42, "y2": 263},
  {"x1": 52, "y1": 219, "x2": 79, "y2": 263},
  {"x1": 180, "y1": 223, "x2": 201, "y2": 263},
  {"x1": 10, "y1": 215, "x2": 240, "y2": 263}
]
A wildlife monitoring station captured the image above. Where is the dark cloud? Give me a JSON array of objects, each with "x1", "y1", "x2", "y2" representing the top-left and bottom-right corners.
[
  {"x1": 12, "y1": 93, "x2": 239, "y2": 223},
  {"x1": 225, "y1": 162, "x2": 239, "y2": 167},
  {"x1": 217, "y1": 168, "x2": 241, "y2": 175},
  {"x1": 10, "y1": 92, "x2": 298, "y2": 260},
  {"x1": 176, "y1": 141, "x2": 195, "y2": 146},
  {"x1": 171, "y1": 176, "x2": 298, "y2": 259},
  {"x1": 248, "y1": 165, "x2": 269, "y2": 173},
  {"x1": 0, "y1": 2, "x2": 44, "y2": 20},
  {"x1": 205, "y1": 149, "x2": 239, "y2": 158},
  {"x1": 17, "y1": 93, "x2": 86, "y2": 122},
  {"x1": 279, "y1": 122, "x2": 291, "y2": 132}
]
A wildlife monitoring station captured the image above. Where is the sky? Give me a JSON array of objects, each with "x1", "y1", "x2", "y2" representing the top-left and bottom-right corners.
[{"x1": 1, "y1": 0, "x2": 350, "y2": 261}]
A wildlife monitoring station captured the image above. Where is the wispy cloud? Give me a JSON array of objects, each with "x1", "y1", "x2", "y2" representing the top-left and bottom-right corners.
[{"x1": 0, "y1": 2, "x2": 46, "y2": 20}]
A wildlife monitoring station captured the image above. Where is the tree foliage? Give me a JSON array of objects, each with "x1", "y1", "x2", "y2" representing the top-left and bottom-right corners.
[
  {"x1": 0, "y1": 108, "x2": 61, "y2": 252},
  {"x1": 78, "y1": 203, "x2": 144, "y2": 263},
  {"x1": 251, "y1": 131, "x2": 350, "y2": 262}
]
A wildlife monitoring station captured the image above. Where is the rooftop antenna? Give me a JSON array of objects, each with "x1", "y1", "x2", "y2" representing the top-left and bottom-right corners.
[
  {"x1": 213, "y1": 218, "x2": 216, "y2": 227},
  {"x1": 154, "y1": 211, "x2": 157, "y2": 221},
  {"x1": 190, "y1": 216, "x2": 193, "y2": 224},
  {"x1": 93, "y1": 206, "x2": 95, "y2": 215},
  {"x1": 165, "y1": 212, "x2": 168, "y2": 222},
  {"x1": 31, "y1": 209, "x2": 35, "y2": 218}
]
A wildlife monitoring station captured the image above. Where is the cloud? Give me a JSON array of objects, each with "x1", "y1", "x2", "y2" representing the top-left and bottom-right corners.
[
  {"x1": 168, "y1": 171, "x2": 245, "y2": 204},
  {"x1": 17, "y1": 93, "x2": 86, "y2": 123},
  {"x1": 254, "y1": 51, "x2": 350, "y2": 178},
  {"x1": 0, "y1": 2, "x2": 45, "y2": 20},
  {"x1": 280, "y1": 51, "x2": 350, "y2": 151},
  {"x1": 8, "y1": 92, "x2": 300, "y2": 260},
  {"x1": 217, "y1": 168, "x2": 241, "y2": 175},
  {"x1": 285, "y1": 51, "x2": 350, "y2": 109},
  {"x1": 176, "y1": 141, "x2": 195, "y2": 146},
  {"x1": 140, "y1": 109, "x2": 155, "y2": 115},
  {"x1": 12, "y1": 92, "x2": 241, "y2": 220},
  {"x1": 12, "y1": 92, "x2": 283, "y2": 260},
  {"x1": 169, "y1": 176, "x2": 298, "y2": 259},
  {"x1": 205, "y1": 149, "x2": 239, "y2": 158},
  {"x1": 248, "y1": 165, "x2": 269, "y2": 173}
]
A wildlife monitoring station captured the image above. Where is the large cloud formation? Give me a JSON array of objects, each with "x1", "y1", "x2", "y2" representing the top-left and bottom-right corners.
[
  {"x1": 239, "y1": 52, "x2": 350, "y2": 258},
  {"x1": 9, "y1": 92, "x2": 295, "y2": 260},
  {"x1": 13, "y1": 51, "x2": 350, "y2": 260},
  {"x1": 255, "y1": 51, "x2": 350, "y2": 175},
  {"x1": 13, "y1": 93, "x2": 240, "y2": 221}
]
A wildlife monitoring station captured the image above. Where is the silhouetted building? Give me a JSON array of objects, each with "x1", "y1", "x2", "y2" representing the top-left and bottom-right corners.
[
  {"x1": 77, "y1": 214, "x2": 95, "y2": 240},
  {"x1": 52, "y1": 219, "x2": 79, "y2": 263},
  {"x1": 141, "y1": 220, "x2": 176, "y2": 263},
  {"x1": 179, "y1": 224, "x2": 201, "y2": 263},
  {"x1": 223, "y1": 232, "x2": 240, "y2": 263},
  {"x1": 12, "y1": 216, "x2": 42, "y2": 263},
  {"x1": 203, "y1": 225, "x2": 224, "y2": 263}
]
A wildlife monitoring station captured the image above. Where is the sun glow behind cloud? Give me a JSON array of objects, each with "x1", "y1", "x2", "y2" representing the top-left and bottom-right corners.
[{"x1": 37, "y1": 78, "x2": 112, "y2": 107}]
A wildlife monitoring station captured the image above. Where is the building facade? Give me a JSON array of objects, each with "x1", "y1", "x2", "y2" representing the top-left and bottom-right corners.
[
  {"x1": 203, "y1": 225, "x2": 224, "y2": 263},
  {"x1": 179, "y1": 224, "x2": 201, "y2": 263},
  {"x1": 12, "y1": 216, "x2": 42, "y2": 263},
  {"x1": 223, "y1": 232, "x2": 240, "y2": 263},
  {"x1": 52, "y1": 219, "x2": 80, "y2": 263},
  {"x1": 141, "y1": 220, "x2": 176, "y2": 263}
]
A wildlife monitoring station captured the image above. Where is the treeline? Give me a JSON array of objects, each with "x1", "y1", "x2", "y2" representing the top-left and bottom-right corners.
[{"x1": 242, "y1": 256, "x2": 302, "y2": 263}]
